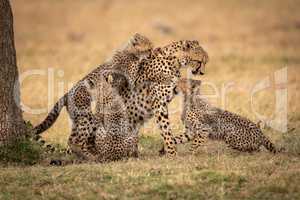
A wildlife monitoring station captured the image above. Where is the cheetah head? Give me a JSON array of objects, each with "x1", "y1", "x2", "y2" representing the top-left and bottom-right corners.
[
  {"x1": 154, "y1": 40, "x2": 207, "y2": 76},
  {"x1": 125, "y1": 33, "x2": 154, "y2": 57},
  {"x1": 153, "y1": 40, "x2": 208, "y2": 75},
  {"x1": 180, "y1": 40, "x2": 208, "y2": 75},
  {"x1": 176, "y1": 78, "x2": 202, "y2": 96},
  {"x1": 177, "y1": 78, "x2": 210, "y2": 109}
]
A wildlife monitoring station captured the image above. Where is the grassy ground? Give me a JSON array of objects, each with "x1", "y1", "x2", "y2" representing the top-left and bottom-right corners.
[
  {"x1": 1, "y1": 138, "x2": 300, "y2": 199},
  {"x1": 1, "y1": 0, "x2": 300, "y2": 199}
]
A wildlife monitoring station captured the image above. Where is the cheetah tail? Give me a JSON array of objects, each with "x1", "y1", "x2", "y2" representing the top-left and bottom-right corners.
[
  {"x1": 32, "y1": 94, "x2": 67, "y2": 135},
  {"x1": 262, "y1": 135, "x2": 277, "y2": 153}
]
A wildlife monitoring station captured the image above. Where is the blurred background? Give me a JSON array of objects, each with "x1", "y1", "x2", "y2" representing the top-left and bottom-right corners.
[{"x1": 11, "y1": 0, "x2": 299, "y2": 146}]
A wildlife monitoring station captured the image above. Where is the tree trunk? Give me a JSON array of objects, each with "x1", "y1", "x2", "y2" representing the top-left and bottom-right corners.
[{"x1": 0, "y1": 0, "x2": 26, "y2": 144}]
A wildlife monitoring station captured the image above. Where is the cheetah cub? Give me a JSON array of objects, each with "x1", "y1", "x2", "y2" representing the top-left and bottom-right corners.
[
  {"x1": 174, "y1": 78, "x2": 278, "y2": 153},
  {"x1": 93, "y1": 74, "x2": 139, "y2": 162}
]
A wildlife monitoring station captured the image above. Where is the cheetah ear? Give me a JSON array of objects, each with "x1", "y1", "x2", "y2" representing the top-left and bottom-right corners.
[
  {"x1": 182, "y1": 40, "x2": 191, "y2": 51},
  {"x1": 133, "y1": 33, "x2": 141, "y2": 37},
  {"x1": 131, "y1": 33, "x2": 141, "y2": 46},
  {"x1": 153, "y1": 47, "x2": 163, "y2": 55},
  {"x1": 192, "y1": 40, "x2": 199, "y2": 45}
]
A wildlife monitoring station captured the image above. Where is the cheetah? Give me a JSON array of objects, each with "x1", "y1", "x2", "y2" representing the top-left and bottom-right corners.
[
  {"x1": 66, "y1": 74, "x2": 138, "y2": 162},
  {"x1": 32, "y1": 33, "x2": 153, "y2": 159},
  {"x1": 93, "y1": 75, "x2": 139, "y2": 161},
  {"x1": 173, "y1": 78, "x2": 278, "y2": 153},
  {"x1": 112, "y1": 40, "x2": 209, "y2": 156}
]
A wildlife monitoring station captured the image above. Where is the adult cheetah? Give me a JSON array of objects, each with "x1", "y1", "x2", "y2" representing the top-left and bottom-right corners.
[{"x1": 112, "y1": 40, "x2": 209, "y2": 156}]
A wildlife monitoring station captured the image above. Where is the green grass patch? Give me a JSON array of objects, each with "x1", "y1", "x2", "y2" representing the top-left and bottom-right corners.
[{"x1": 0, "y1": 137, "x2": 42, "y2": 166}]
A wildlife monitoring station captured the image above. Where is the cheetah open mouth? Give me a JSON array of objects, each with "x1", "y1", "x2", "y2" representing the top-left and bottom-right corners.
[{"x1": 191, "y1": 61, "x2": 205, "y2": 75}]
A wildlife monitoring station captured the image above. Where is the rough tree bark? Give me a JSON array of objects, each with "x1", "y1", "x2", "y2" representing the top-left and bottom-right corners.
[{"x1": 0, "y1": 0, "x2": 26, "y2": 144}]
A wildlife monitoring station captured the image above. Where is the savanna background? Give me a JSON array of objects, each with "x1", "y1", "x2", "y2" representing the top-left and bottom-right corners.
[{"x1": 1, "y1": 0, "x2": 300, "y2": 199}]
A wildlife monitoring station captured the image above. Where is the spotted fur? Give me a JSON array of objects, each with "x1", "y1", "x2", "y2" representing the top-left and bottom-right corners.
[
  {"x1": 112, "y1": 40, "x2": 209, "y2": 157},
  {"x1": 32, "y1": 33, "x2": 153, "y2": 160},
  {"x1": 65, "y1": 74, "x2": 138, "y2": 162},
  {"x1": 174, "y1": 78, "x2": 278, "y2": 153}
]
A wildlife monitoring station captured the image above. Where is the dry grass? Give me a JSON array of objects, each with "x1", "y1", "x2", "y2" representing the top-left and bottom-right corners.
[
  {"x1": 1, "y1": 152, "x2": 300, "y2": 199},
  {"x1": 1, "y1": 0, "x2": 299, "y2": 199}
]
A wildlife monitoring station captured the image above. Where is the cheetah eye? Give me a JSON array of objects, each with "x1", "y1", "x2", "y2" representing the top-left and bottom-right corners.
[
  {"x1": 132, "y1": 40, "x2": 139, "y2": 47},
  {"x1": 87, "y1": 79, "x2": 95, "y2": 88}
]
